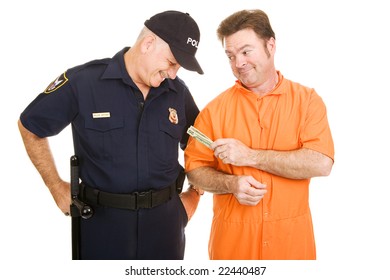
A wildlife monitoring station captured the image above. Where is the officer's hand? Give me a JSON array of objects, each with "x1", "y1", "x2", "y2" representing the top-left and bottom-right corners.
[
  {"x1": 231, "y1": 176, "x2": 267, "y2": 206},
  {"x1": 48, "y1": 180, "x2": 71, "y2": 215},
  {"x1": 180, "y1": 186, "x2": 202, "y2": 221}
]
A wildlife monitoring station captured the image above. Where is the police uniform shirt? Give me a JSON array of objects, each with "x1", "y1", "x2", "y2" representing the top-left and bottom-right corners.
[{"x1": 20, "y1": 47, "x2": 199, "y2": 259}]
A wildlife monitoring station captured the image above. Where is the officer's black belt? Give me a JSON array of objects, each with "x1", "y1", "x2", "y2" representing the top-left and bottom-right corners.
[{"x1": 79, "y1": 183, "x2": 176, "y2": 210}]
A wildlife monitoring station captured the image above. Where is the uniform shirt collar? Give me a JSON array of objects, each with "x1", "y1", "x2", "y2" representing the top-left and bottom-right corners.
[{"x1": 101, "y1": 47, "x2": 132, "y2": 84}]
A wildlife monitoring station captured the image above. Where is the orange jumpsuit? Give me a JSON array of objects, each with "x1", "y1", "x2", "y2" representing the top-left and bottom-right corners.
[{"x1": 185, "y1": 72, "x2": 334, "y2": 260}]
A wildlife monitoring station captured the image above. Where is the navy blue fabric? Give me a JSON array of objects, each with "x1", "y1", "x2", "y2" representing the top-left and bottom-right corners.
[{"x1": 20, "y1": 47, "x2": 199, "y2": 259}]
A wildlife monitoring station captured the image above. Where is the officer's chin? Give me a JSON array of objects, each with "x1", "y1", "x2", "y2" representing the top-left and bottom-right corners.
[{"x1": 150, "y1": 77, "x2": 165, "y2": 88}]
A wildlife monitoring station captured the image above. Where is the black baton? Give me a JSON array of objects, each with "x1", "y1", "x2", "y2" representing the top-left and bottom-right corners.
[{"x1": 70, "y1": 155, "x2": 93, "y2": 260}]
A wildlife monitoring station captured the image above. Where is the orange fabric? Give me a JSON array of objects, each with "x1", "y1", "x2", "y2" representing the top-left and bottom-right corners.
[{"x1": 185, "y1": 72, "x2": 334, "y2": 260}]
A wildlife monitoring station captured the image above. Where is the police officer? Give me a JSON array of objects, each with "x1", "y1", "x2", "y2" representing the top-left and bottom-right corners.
[{"x1": 18, "y1": 10, "x2": 203, "y2": 260}]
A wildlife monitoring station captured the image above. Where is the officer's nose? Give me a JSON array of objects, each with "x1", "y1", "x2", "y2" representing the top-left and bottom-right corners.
[{"x1": 167, "y1": 65, "x2": 180, "y2": 80}]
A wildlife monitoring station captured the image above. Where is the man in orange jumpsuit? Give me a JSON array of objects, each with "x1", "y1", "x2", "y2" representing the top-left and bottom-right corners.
[{"x1": 184, "y1": 9, "x2": 335, "y2": 260}]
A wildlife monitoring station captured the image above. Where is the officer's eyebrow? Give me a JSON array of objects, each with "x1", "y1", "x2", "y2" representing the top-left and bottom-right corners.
[{"x1": 168, "y1": 59, "x2": 178, "y2": 66}]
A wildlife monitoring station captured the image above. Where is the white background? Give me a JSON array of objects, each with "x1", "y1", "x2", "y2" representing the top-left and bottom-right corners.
[{"x1": 1, "y1": 0, "x2": 389, "y2": 279}]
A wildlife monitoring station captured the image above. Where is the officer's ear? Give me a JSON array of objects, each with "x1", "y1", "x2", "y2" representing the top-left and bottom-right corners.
[{"x1": 141, "y1": 34, "x2": 157, "y2": 54}]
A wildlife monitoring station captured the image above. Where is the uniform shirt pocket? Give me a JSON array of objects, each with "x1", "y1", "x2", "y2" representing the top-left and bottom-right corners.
[
  {"x1": 157, "y1": 119, "x2": 183, "y2": 162},
  {"x1": 85, "y1": 116, "x2": 124, "y2": 132},
  {"x1": 158, "y1": 118, "x2": 183, "y2": 139},
  {"x1": 84, "y1": 116, "x2": 125, "y2": 158}
]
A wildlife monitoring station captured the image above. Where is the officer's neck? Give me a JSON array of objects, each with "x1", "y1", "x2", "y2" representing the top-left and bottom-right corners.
[{"x1": 124, "y1": 48, "x2": 151, "y2": 99}]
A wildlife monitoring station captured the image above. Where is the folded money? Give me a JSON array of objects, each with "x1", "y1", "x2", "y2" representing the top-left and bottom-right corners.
[{"x1": 187, "y1": 126, "x2": 213, "y2": 149}]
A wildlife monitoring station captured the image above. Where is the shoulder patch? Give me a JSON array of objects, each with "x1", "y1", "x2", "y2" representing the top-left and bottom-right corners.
[{"x1": 44, "y1": 72, "x2": 68, "y2": 94}]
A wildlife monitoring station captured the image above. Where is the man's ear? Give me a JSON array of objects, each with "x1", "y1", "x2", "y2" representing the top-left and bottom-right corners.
[
  {"x1": 267, "y1": 37, "x2": 276, "y2": 55},
  {"x1": 140, "y1": 35, "x2": 156, "y2": 54}
]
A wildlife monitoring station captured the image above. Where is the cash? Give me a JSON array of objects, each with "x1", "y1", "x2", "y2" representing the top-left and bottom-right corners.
[{"x1": 187, "y1": 126, "x2": 213, "y2": 149}]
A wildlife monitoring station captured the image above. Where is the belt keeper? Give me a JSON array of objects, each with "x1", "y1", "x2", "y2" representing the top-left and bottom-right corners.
[
  {"x1": 93, "y1": 188, "x2": 100, "y2": 205},
  {"x1": 81, "y1": 183, "x2": 100, "y2": 206}
]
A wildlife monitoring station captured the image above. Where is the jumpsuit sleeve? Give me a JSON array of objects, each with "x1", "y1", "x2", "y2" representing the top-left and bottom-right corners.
[{"x1": 300, "y1": 89, "x2": 335, "y2": 161}]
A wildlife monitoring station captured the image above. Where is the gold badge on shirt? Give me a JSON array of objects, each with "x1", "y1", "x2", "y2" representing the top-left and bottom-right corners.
[{"x1": 168, "y1": 108, "x2": 178, "y2": 124}]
